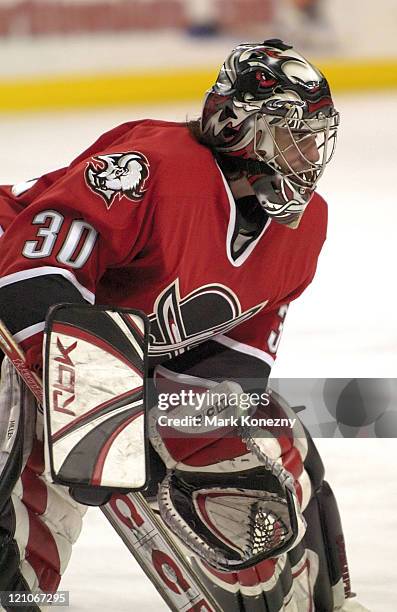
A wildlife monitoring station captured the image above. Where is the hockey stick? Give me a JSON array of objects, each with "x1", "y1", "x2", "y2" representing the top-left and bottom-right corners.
[{"x1": 0, "y1": 319, "x2": 221, "y2": 612}]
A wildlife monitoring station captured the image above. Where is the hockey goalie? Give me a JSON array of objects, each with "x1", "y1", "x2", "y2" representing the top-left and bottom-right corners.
[{"x1": 0, "y1": 38, "x2": 370, "y2": 611}]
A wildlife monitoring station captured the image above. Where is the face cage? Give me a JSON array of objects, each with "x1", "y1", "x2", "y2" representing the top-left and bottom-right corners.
[{"x1": 253, "y1": 109, "x2": 339, "y2": 193}]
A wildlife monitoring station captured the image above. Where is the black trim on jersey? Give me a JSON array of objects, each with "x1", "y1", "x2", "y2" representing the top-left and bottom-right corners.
[
  {"x1": 158, "y1": 339, "x2": 271, "y2": 391},
  {"x1": 0, "y1": 275, "x2": 87, "y2": 336},
  {"x1": 230, "y1": 196, "x2": 268, "y2": 261}
]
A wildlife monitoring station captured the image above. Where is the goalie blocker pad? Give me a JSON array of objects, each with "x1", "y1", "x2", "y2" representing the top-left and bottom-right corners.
[{"x1": 43, "y1": 303, "x2": 149, "y2": 493}]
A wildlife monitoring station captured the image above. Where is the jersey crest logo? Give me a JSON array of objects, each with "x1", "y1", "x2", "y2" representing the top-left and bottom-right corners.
[
  {"x1": 148, "y1": 279, "x2": 268, "y2": 363},
  {"x1": 85, "y1": 151, "x2": 150, "y2": 209}
]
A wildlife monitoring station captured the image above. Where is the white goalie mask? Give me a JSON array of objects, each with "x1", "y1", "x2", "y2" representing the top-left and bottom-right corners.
[{"x1": 200, "y1": 39, "x2": 339, "y2": 226}]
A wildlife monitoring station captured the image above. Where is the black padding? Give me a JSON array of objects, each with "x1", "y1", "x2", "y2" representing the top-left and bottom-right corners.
[
  {"x1": 6, "y1": 571, "x2": 41, "y2": 612},
  {"x1": 302, "y1": 428, "x2": 325, "y2": 491},
  {"x1": 303, "y1": 493, "x2": 334, "y2": 611},
  {"x1": 159, "y1": 340, "x2": 270, "y2": 390},
  {"x1": 0, "y1": 500, "x2": 40, "y2": 611},
  {"x1": 69, "y1": 487, "x2": 112, "y2": 507},
  {"x1": 0, "y1": 530, "x2": 20, "y2": 590},
  {"x1": 317, "y1": 481, "x2": 351, "y2": 597},
  {"x1": 302, "y1": 479, "x2": 350, "y2": 611},
  {"x1": 143, "y1": 442, "x2": 166, "y2": 499},
  {"x1": 0, "y1": 411, "x2": 24, "y2": 515},
  {"x1": 0, "y1": 274, "x2": 87, "y2": 335}
]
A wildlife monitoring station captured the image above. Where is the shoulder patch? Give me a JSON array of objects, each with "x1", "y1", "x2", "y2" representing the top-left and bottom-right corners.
[{"x1": 85, "y1": 151, "x2": 150, "y2": 209}]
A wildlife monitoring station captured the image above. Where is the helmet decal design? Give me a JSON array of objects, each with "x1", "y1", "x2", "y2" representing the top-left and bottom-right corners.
[
  {"x1": 85, "y1": 151, "x2": 150, "y2": 209},
  {"x1": 201, "y1": 39, "x2": 339, "y2": 225}
]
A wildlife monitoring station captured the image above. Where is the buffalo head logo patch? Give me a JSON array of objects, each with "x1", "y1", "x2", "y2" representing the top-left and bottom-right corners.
[{"x1": 85, "y1": 151, "x2": 150, "y2": 209}]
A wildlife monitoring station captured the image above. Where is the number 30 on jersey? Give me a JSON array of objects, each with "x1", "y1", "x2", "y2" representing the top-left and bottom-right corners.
[{"x1": 22, "y1": 210, "x2": 97, "y2": 269}]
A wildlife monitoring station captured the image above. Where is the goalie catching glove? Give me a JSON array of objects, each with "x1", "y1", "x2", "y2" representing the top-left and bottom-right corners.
[{"x1": 149, "y1": 378, "x2": 308, "y2": 572}]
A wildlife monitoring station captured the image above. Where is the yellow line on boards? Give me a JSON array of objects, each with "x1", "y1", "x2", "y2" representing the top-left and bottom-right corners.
[
  {"x1": 0, "y1": 60, "x2": 396, "y2": 112},
  {"x1": 0, "y1": 69, "x2": 217, "y2": 112},
  {"x1": 319, "y1": 59, "x2": 397, "y2": 92}
]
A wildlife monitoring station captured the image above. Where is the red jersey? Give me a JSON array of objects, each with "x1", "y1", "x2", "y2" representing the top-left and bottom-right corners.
[{"x1": 0, "y1": 120, "x2": 327, "y2": 383}]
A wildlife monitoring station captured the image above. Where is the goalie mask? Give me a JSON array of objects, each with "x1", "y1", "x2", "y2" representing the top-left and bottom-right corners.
[{"x1": 200, "y1": 39, "x2": 339, "y2": 226}]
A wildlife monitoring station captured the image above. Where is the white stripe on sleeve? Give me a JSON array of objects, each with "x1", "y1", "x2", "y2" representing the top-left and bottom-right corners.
[{"x1": 213, "y1": 334, "x2": 275, "y2": 368}]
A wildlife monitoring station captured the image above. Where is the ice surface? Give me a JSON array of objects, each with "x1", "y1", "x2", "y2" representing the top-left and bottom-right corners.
[{"x1": 0, "y1": 93, "x2": 396, "y2": 611}]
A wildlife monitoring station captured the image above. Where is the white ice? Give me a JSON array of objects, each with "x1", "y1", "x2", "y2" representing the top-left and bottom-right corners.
[{"x1": 0, "y1": 93, "x2": 396, "y2": 611}]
